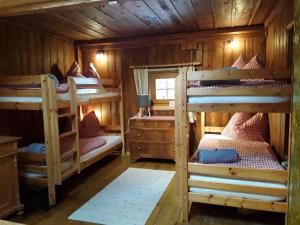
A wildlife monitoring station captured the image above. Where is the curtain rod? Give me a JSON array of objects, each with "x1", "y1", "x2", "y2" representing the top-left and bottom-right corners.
[{"x1": 129, "y1": 62, "x2": 201, "y2": 69}]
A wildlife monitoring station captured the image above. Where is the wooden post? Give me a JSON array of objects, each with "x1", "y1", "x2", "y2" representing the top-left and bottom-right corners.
[
  {"x1": 200, "y1": 112, "x2": 205, "y2": 138},
  {"x1": 68, "y1": 77, "x2": 80, "y2": 173},
  {"x1": 175, "y1": 75, "x2": 182, "y2": 197},
  {"x1": 40, "y1": 75, "x2": 56, "y2": 206},
  {"x1": 287, "y1": 2, "x2": 300, "y2": 223},
  {"x1": 46, "y1": 76, "x2": 62, "y2": 185},
  {"x1": 119, "y1": 82, "x2": 125, "y2": 156},
  {"x1": 178, "y1": 71, "x2": 189, "y2": 224}
]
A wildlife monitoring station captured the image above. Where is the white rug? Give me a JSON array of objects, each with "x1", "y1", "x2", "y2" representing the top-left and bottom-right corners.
[{"x1": 69, "y1": 168, "x2": 175, "y2": 225}]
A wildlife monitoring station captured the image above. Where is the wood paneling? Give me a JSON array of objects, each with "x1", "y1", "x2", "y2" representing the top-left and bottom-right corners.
[
  {"x1": 79, "y1": 28, "x2": 266, "y2": 152},
  {"x1": 1, "y1": 0, "x2": 278, "y2": 41},
  {"x1": 265, "y1": 0, "x2": 293, "y2": 160},
  {"x1": 0, "y1": 21, "x2": 75, "y2": 146}
]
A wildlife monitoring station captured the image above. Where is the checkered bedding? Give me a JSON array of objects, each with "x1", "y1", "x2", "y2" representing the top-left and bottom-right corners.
[
  {"x1": 190, "y1": 134, "x2": 284, "y2": 171},
  {"x1": 188, "y1": 79, "x2": 289, "y2": 89}
]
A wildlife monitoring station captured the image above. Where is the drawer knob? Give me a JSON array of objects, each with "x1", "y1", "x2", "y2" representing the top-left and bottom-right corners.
[
  {"x1": 138, "y1": 146, "x2": 141, "y2": 150},
  {"x1": 137, "y1": 133, "x2": 141, "y2": 137}
]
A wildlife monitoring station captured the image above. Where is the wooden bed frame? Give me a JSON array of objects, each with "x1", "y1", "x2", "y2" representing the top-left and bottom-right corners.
[
  {"x1": 0, "y1": 75, "x2": 125, "y2": 206},
  {"x1": 175, "y1": 68, "x2": 291, "y2": 224}
]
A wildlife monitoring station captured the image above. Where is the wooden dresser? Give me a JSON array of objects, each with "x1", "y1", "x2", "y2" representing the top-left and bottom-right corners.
[
  {"x1": 129, "y1": 116, "x2": 175, "y2": 162},
  {"x1": 0, "y1": 136, "x2": 23, "y2": 218}
]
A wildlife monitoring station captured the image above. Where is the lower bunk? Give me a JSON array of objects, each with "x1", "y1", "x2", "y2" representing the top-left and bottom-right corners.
[
  {"x1": 17, "y1": 134, "x2": 122, "y2": 197},
  {"x1": 187, "y1": 134, "x2": 288, "y2": 214}
]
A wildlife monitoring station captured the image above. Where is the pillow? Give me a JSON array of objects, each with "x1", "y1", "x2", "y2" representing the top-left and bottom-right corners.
[
  {"x1": 243, "y1": 55, "x2": 263, "y2": 69},
  {"x1": 232, "y1": 55, "x2": 247, "y2": 69},
  {"x1": 222, "y1": 113, "x2": 268, "y2": 142},
  {"x1": 65, "y1": 61, "x2": 85, "y2": 78},
  {"x1": 83, "y1": 63, "x2": 101, "y2": 79},
  {"x1": 79, "y1": 111, "x2": 104, "y2": 138}
]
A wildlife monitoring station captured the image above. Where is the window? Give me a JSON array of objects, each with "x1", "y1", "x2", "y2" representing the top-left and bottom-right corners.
[
  {"x1": 155, "y1": 78, "x2": 175, "y2": 100},
  {"x1": 149, "y1": 72, "x2": 177, "y2": 105}
]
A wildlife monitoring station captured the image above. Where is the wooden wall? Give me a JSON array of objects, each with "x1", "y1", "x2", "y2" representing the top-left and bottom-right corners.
[
  {"x1": 0, "y1": 21, "x2": 75, "y2": 145},
  {"x1": 79, "y1": 28, "x2": 266, "y2": 151},
  {"x1": 265, "y1": 0, "x2": 294, "y2": 160}
]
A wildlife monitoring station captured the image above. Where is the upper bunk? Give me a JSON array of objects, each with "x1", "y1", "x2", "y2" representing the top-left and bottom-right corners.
[
  {"x1": 180, "y1": 68, "x2": 292, "y2": 113},
  {"x1": 0, "y1": 75, "x2": 121, "y2": 110}
]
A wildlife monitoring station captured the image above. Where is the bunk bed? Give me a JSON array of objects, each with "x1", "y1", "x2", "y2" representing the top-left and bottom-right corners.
[
  {"x1": 0, "y1": 75, "x2": 124, "y2": 206},
  {"x1": 175, "y1": 67, "x2": 291, "y2": 223}
]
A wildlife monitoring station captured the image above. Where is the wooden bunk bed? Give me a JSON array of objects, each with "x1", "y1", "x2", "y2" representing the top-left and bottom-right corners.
[
  {"x1": 0, "y1": 75, "x2": 124, "y2": 206},
  {"x1": 175, "y1": 67, "x2": 292, "y2": 223}
]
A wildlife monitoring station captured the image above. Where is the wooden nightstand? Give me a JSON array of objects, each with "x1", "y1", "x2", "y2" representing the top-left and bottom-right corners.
[
  {"x1": 0, "y1": 136, "x2": 23, "y2": 218},
  {"x1": 129, "y1": 116, "x2": 175, "y2": 162}
]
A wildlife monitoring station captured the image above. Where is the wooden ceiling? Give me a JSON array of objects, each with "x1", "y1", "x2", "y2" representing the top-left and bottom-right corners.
[{"x1": 1, "y1": 0, "x2": 278, "y2": 41}]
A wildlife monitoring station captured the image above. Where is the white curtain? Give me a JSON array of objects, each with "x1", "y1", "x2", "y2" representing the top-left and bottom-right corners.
[
  {"x1": 178, "y1": 65, "x2": 195, "y2": 75},
  {"x1": 133, "y1": 69, "x2": 149, "y2": 95},
  {"x1": 178, "y1": 66, "x2": 196, "y2": 123}
]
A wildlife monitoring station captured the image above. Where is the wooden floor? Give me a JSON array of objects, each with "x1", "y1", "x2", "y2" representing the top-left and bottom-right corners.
[{"x1": 6, "y1": 155, "x2": 285, "y2": 225}]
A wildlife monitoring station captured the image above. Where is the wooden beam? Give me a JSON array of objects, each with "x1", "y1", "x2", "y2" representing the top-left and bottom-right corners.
[
  {"x1": 76, "y1": 25, "x2": 265, "y2": 50},
  {"x1": 129, "y1": 62, "x2": 201, "y2": 69},
  {"x1": 288, "y1": 0, "x2": 300, "y2": 223},
  {"x1": 264, "y1": 0, "x2": 289, "y2": 28},
  {"x1": 210, "y1": 0, "x2": 217, "y2": 29},
  {"x1": 248, "y1": 0, "x2": 262, "y2": 25},
  {"x1": 0, "y1": 0, "x2": 107, "y2": 17}
]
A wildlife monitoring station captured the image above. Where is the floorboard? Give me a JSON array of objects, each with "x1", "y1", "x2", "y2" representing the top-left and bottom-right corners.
[{"x1": 6, "y1": 155, "x2": 284, "y2": 225}]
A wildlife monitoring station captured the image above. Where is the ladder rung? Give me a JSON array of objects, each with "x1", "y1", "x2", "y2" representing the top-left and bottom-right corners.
[
  {"x1": 61, "y1": 149, "x2": 77, "y2": 160},
  {"x1": 59, "y1": 130, "x2": 77, "y2": 138},
  {"x1": 58, "y1": 112, "x2": 76, "y2": 119}
]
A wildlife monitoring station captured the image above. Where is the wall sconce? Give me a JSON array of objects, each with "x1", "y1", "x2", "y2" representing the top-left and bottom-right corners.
[
  {"x1": 96, "y1": 50, "x2": 105, "y2": 61},
  {"x1": 229, "y1": 39, "x2": 239, "y2": 49}
]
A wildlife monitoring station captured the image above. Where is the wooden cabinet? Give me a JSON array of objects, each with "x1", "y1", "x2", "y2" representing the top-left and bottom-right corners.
[
  {"x1": 0, "y1": 136, "x2": 23, "y2": 219},
  {"x1": 129, "y1": 116, "x2": 175, "y2": 162}
]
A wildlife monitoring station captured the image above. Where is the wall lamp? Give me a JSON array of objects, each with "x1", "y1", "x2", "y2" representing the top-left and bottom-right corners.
[{"x1": 96, "y1": 50, "x2": 105, "y2": 61}]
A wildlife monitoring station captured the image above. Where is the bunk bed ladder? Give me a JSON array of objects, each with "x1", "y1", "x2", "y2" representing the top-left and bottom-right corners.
[{"x1": 44, "y1": 76, "x2": 80, "y2": 186}]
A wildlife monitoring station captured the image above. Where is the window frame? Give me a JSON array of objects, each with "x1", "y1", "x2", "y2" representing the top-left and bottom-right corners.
[{"x1": 149, "y1": 72, "x2": 177, "y2": 105}]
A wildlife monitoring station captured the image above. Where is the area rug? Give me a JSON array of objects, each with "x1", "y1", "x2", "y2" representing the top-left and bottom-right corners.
[{"x1": 69, "y1": 168, "x2": 175, "y2": 225}]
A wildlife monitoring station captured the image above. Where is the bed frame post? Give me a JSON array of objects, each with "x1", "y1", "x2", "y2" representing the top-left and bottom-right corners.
[
  {"x1": 200, "y1": 112, "x2": 205, "y2": 138},
  {"x1": 175, "y1": 75, "x2": 182, "y2": 195},
  {"x1": 46, "y1": 76, "x2": 62, "y2": 185},
  {"x1": 178, "y1": 70, "x2": 189, "y2": 224},
  {"x1": 68, "y1": 77, "x2": 80, "y2": 173},
  {"x1": 41, "y1": 75, "x2": 56, "y2": 206},
  {"x1": 119, "y1": 82, "x2": 125, "y2": 156}
]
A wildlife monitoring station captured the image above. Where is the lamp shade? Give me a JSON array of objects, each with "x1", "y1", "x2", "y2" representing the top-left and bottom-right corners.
[{"x1": 137, "y1": 94, "x2": 151, "y2": 107}]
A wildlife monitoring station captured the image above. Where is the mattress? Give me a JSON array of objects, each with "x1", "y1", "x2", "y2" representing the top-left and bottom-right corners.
[
  {"x1": 190, "y1": 134, "x2": 284, "y2": 170},
  {"x1": 20, "y1": 135, "x2": 122, "y2": 178},
  {"x1": 189, "y1": 134, "x2": 286, "y2": 202},
  {"x1": 189, "y1": 174, "x2": 287, "y2": 202}
]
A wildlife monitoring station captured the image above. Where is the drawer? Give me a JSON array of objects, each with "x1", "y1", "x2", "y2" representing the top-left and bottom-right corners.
[
  {"x1": 150, "y1": 130, "x2": 174, "y2": 143},
  {"x1": 150, "y1": 143, "x2": 175, "y2": 159},
  {"x1": 130, "y1": 120, "x2": 155, "y2": 129},
  {"x1": 130, "y1": 129, "x2": 146, "y2": 141},
  {"x1": 155, "y1": 121, "x2": 174, "y2": 129},
  {"x1": 130, "y1": 142, "x2": 175, "y2": 160},
  {"x1": 130, "y1": 142, "x2": 151, "y2": 156},
  {"x1": 0, "y1": 142, "x2": 17, "y2": 157}
]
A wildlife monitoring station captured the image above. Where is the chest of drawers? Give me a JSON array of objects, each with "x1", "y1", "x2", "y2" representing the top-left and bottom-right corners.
[
  {"x1": 129, "y1": 116, "x2": 175, "y2": 162},
  {"x1": 0, "y1": 136, "x2": 23, "y2": 218}
]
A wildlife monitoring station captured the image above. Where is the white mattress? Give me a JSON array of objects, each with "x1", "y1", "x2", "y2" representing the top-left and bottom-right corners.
[
  {"x1": 188, "y1": 96, "x2": 290, "y2": 104},
  {"x1": 21, "y1": 135, "x2": 122, "y2": 179},
  {"x1": 189, "y1": 174, "x2": 287, "y2": 202}
]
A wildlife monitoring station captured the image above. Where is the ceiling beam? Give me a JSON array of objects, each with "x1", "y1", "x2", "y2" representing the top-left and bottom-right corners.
[
  {"x1": 0, "y1": 0, "x2": 107, "y2": 17},
  {"x1": 248, "y1": 0, "x2": 262, "y2": 25},
  {"x1": 210, "y1": 0, "x2": 217, "y2": 29},
  {"x1": 264, "y1": 0, "x2": 289, "y2": 28}
]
